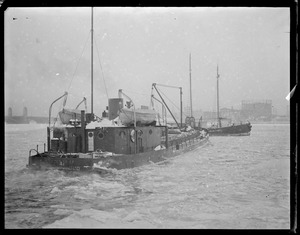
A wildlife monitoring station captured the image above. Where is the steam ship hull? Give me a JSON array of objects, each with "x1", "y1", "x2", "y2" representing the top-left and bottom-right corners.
[
  {"x1": 28, "y1": 133, "x2": 209, "y2": 173},
  {"x1": 208, "y1": 123, "x2": 252, "y2": 136}
]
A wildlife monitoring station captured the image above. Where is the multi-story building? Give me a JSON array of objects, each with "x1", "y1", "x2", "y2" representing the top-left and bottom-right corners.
[{"x1": 241, "y1": 100, "x2": 272, "y2": 121}]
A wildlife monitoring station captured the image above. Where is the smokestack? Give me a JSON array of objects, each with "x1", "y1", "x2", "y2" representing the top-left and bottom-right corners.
[{"x1": 108, "y1": 98, "x2": 123, "y2": 120}]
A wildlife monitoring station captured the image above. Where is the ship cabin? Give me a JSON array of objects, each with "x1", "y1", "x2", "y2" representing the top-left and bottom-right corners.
[{"x1": 48, "y1": 99, "x2": 167, "y2": 156}]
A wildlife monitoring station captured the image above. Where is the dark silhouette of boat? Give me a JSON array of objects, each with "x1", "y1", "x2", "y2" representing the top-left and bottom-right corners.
[
  {"x1": 207, "y1": 66, "x2": 252, "y2": 136},
  {"x1": 27, "y1": 8, "x2": 209, "y2": 173},
  {"x1": 208, "y1": 120, "x2": 252, "y2": 136}
]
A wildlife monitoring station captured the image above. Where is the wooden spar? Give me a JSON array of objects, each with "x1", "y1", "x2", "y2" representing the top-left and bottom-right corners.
[
  {"x1": 47, "y1": 91, "x2": 68, "y2": 151},
  {"x1": 151, "y1": 95, "x2": 167, "y2": 125},
  {"x1": 189, "y1": 53, "x2": 193, "y2": 117},
  {"x1": 81, "y1": 110, "x2": 86, "y2": 153},
  {"x1": 216, "y1": 65, "x2": 221, "y2": 128},
  {"x1": 153, "y1": 83, "x2": 182, "y2": 128},
  {"x1": 152, "y1": 83, "x2": 181, "y2": 129},
  {"x1": 75, "y1": 97, "x2": 87, "y2": 110},
  {"x1": 91, "y1": 7, "x2": 94, "y2": 115},
  {"x1": 48, "y1": 91, "x2": 68, "y2": 127},
  {"x1": 180, "y1": 87, "x2": 182, "y2": 128},
  {"x1": 47, "y1": 127, "x2": 50, "y2": 151}
]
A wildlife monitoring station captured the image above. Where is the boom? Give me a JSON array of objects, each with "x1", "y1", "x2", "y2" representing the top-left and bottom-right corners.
[{"x1": 152, "y1": 83, "x2": 182, "y2": 129}]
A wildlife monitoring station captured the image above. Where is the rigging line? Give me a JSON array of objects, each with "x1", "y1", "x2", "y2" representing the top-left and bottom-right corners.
[
  {"x1": 156, "y1": 87, "x2": 180, "y2": 112},
  {"x1": 53, "y1": 111, "x2": 60, "y2": 127},
  {"x1": 122, "y1": 89, "x2": 149, "y2": 97},
  {"x1": 156, "y1": 87, "x2": 189, "y2": 118},
  {"x1": 52, "y1": 99, "x2": 64, "y2": 127},
  {"x1": 212, "y1": 86, "x2": 216, "y2": 112},
  {"x1": 94, "y1": 38, "x2": 109, "y2": 99},
  {"x1": 66, "y1": 32, "x2": 91, "y2": 92},
  {"x1": 162, "y1": 88, "x2": 188, "y2": 118},
  {"x1": 119, "y1": 108, "x2": 131, "y2": 120}
]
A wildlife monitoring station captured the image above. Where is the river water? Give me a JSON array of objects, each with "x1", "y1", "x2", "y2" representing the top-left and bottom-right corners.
[{"x1": 4, "y1": 123, "x2": 290, "y2": 229}]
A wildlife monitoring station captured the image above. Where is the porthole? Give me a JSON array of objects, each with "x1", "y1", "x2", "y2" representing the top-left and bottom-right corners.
[
  {"x1": 97, "y1": 131, "x2": 104, "y2": 139},
  {"x1": 88, "y1": 132, "x2": 93, "y2": 138}
]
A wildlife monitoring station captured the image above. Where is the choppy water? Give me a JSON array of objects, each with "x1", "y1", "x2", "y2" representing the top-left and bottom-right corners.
[{"x1": 5, "y1": 123, "x2": 290, "y2": 229}]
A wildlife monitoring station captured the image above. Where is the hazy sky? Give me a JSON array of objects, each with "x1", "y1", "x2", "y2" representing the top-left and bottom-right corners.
[{"x1": 5, "y1": 7, "x2": 290, "y2": 117}]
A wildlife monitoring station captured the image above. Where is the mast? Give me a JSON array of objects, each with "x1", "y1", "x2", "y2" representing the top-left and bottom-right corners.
[
  {"x1": 216, "y1": 65, "x2": 221, "y2": 128},
  {"x1": 180, "y1": 87, "x2": 182, "y2": 128},
  {"x1": 152, "y1": 83, "x2": 181, "y2": 129},
  {"x1": 153, "y1": 83, "x2": 182, "y2": 129},
  {"x1": 189, "y1": 53, "x2": 193, "y2": 117},
  {"x1": 91, "y1": 7, "x2": 94, "y2": 115}
]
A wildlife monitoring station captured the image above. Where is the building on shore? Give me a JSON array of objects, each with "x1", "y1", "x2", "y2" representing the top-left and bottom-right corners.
[
  {"x1": 199, "y1": 99, "x2": 289, "y2": 126},
  {"x1": 241, "y1": 100, "x2": 272, "y2": 121}
]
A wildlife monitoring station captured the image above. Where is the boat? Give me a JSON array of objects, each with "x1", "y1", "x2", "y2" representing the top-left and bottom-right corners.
[
  {"x1": 58, "y1": 97, "x2": 87, "y2": 125},
  {"x1": 119, "y1": 108, "x2": 157, "y2": 126},
  {"x1": 206, "y1": 66, "x2": 252, "y2": 136},
  {"x1": 207, "y1": 121, "x2": 252, "y2": 136},
  {"x1": 59, "y1": 108, "x2": 82, "y2": 125},
  {"x1": 184, "y1": 53, "x2": 208, "y2": 132},
  {"x1": 27, "y1": 8, "x2": 209, "y2": 173}
]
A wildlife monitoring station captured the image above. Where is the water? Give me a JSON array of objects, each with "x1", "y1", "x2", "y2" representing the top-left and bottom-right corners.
[{"x1": 5, "y1": 123, "x2": 290, "y2": 228}]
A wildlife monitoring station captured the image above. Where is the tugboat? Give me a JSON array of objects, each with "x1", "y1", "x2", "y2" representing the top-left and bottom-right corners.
[
  {"x1": 27, "y1": 8, "x2": 209, "y2": 173},
  {"x1": 206, "y1": 66, "x2": 252, "y2": 136}
]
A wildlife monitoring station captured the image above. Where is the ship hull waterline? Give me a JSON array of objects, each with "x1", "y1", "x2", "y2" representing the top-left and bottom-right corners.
[
  {"x1": 207, "y1": 123, "x2": 252, "y2": 136},
  {"x1": 28, "y1": 135, "x2": 209, "y2": 173}
]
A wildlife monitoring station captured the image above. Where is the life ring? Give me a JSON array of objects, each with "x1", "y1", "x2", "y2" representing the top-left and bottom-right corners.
[{"x1": 130, "y1": 130, "x2": 135, "y2": 142}]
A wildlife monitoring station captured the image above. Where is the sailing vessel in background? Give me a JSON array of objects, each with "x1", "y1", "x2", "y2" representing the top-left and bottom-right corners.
[
  {"x1": 207, "y1": 65, "x2": 252, "y2": 136},
  {"x1": 27, "y1": 8, "x2": 209, "y2": 172},
  {"x1": 184, "y1": 53, "x2": 197, "y2": 129}
]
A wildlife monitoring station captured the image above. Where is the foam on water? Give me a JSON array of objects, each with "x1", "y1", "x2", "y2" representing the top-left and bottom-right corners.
[{"x1": 5, "y1": 124, "x2": 290, "y2": 228}]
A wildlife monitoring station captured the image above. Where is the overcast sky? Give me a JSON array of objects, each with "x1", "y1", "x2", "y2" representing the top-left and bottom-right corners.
[{"x1": 4, "y1": 7, "x2": 290, "y2": 117}]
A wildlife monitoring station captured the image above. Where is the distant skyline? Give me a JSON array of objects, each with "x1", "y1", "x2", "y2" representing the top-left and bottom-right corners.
[
  {"x1": 5, "y1": 7, "x2": 290, "y2": 117},
  {"x1": 4, "y1": 99, "x2": 289, "y2": 118}
]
